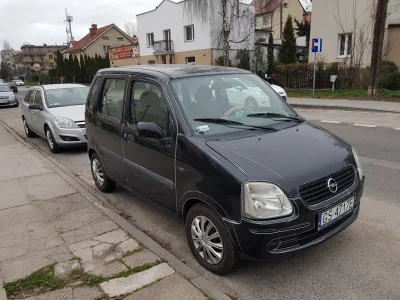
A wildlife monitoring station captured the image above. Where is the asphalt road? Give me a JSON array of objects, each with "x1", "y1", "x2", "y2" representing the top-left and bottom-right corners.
[{"x1": 2, "y1": 89, "x2": 400, "y2": 300}]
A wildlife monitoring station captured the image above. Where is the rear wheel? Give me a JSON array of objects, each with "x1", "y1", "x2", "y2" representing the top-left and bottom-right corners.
[
  {"x1": 185, "y1": 204, "x2": 238, "y2": 274},
  {"x1": 90, "y1": 153, "x2": 116, "y2": 193},
  {"x1": 23, "y1": 118, "x2": 36, "y2": 138},
  {"x1": 245, "y1": 97, "x2": 258, "y2": 111},
  {"x1": 45, "y1": 127, "x2": 60, "y2": 153}
]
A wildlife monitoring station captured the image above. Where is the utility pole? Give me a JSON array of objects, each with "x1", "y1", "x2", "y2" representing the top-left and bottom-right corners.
[
  {"x1": 280, "y1": 3, "x2": 283, "y2": 39},
  {"x1": 368, "y1": 0, "x2": 389, "y2": 95}
]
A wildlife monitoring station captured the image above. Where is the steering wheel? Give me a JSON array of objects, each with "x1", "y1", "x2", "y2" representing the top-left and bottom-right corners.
[{"x1": 222, "y1": 105, "x2": 246, "y2": 118}]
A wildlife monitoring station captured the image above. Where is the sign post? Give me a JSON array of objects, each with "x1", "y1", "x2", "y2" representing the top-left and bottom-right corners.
[
  {"x1": 311, "y1": 38, "x2": 322, "y2": 96},
  {"x1": 330, "y1": 75, "x2": 337, "y2": 92}
]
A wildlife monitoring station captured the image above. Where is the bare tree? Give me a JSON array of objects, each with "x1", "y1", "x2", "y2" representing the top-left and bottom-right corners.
[
  {"x1": 124, "y1": 22, "x2": 137, "y2": 37},
  {"x1": 184, "y1": 0, "x2": 254, "y2": 66},
  {"x1": 3, "y1": 40, "x2": 13, "y2": 51}
]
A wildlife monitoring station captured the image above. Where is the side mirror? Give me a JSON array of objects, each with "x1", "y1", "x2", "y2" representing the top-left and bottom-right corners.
[
  {"x1": 236, "y1": 86, "x2": 243, "y2": 92},
  {"x1": 137, "y1": 122, "x2": 165, "y2": 140},
  {"x1": 28, "y1": 104, "x2": 43, "y2": 111}
]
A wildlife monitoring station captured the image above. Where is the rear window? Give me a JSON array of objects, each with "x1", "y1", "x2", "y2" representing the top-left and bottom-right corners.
[{"x1": 46, "y1": 87, "x2": 89, "y2": 108}]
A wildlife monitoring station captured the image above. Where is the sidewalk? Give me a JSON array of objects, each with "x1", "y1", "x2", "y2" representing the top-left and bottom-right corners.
[
  {"x1": 288, "y1": 97, "x2": 400, "y2": 113},
  {"x1": 0, "y1": 123, "x2": 223, "y2": 300}
]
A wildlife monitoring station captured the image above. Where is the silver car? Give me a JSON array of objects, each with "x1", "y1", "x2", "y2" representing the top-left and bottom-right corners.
[
  {"x1": 0, "y1": 83, "x2": 19, "y2": 108},
  {"x1": 21, "y1": 84, "x2": 89, "y2": 153}
]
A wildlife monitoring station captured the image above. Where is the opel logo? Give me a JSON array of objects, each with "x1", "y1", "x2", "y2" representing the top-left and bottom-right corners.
[{"x1": 327, "y1": 178, "x2": 338, "y2": 193}]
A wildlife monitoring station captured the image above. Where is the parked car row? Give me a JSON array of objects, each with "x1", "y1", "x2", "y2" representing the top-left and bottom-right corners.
[{"x1": 21, "y1": 65, "x2": 364, "y2": 275}]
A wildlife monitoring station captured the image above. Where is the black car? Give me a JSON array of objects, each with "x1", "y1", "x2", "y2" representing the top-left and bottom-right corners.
[
  {"x1": 7, "y1": 82, "x2": 18, "y2": 93},
  {"x1": 85, "y1": 65, "x2": 364, "y2": 274}
]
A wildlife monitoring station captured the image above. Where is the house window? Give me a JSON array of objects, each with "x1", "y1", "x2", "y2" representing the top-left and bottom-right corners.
[
  {"x1": 338, "y1": 33, "x2": 352, "y2": 57},
  {"x1": 148, "y1": 60, "x2": 156, "y2": 65},
  {"x1": 117, "y1": 37, "x2": 124, "y2": 41},
  {"x1": 147, "y1": 33, "x2": 154, "y2": 47},
  {"x1": 184, "y1": 25, "x2": 195, "y2": 42},
  {"x1": 186, "y1": 56, "x2": 195, "y2": 64},
  {"x1": 283, "y1": 2, "x2": 288, "y2": 8},
  {"x1": 48, "y1": 55, "x2": 53, "y2": 59},
  {"x1": 103, "y1": 46, "x2": 109, "y2": 54},
  {"x1": 263, "y1": 16, "x2": 270, "y2": 25},
  {"x1": 102, "y1": 36, "x2": 110, "y2": 40}
]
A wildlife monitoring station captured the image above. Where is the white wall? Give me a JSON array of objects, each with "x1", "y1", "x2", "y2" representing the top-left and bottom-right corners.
[{"x1": 137, "y1": 0, "x2": 212, "y2": 57}]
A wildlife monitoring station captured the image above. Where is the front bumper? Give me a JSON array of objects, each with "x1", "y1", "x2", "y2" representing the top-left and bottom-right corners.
[
  {"x1": 227, "y1": 176, "x2": 365, "y2": 261},
  {"x1": 53, "y1": 126, "x2": 87, "y2": 146},
  {"x1": 0, "y1": 99, "x2": 18, "y2": 107}
]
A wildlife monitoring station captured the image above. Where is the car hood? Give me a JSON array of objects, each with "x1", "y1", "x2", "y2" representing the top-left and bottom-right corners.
[
  {"x1": 0, "y1": 91, "x2": 14, "y2": 98},
  {"x1": 48, "y1": 105, "x2": 85, "y2": 122},
  {"x1": 206, "y1": 122, "x2": 354, "y2": 197},
  {"x1": 270, "y1": 84, "x2": 285, "y2": 94}
]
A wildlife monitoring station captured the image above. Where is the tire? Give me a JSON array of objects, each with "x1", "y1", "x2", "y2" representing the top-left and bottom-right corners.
[
  {"x1": 45, "y1": 127, "x2": 60, "y2": 153},
  {"x1": 185, "y1": 203, "x2": 238, "y2": 274},
  {"x1": 23, "y1": 118, "x2": 36, "y2": 138},
  {"x1": 90, "y1": 153, "x2": 116, "y2": 193},
  {"x1": 13, "y1": 101, "x2": 19, "y2": 108},
  {"x1": 245, "y1": 97, "x2": 258, "y2": 111}
]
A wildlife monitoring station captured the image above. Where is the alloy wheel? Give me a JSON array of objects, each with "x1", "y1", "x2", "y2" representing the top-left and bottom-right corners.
[
  {"x1": 46, "y1": 130, "x2": 54, "y2": 150},
  {"x1": 92, "y1": 158, "x2": 105, "y2": 186},
  {"x1": 191, "y1": 216, "x2": 224, "y2": 264},
  {"x1": 23, "y1": 120, "x2": 29, "y2": 135},
  {"x1": 245, "y1": 98, "x2": 257, "y2": 111}
]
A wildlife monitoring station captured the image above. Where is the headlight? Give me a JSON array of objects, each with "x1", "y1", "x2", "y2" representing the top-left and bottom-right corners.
[
  {"x1": 242, "y1": 182, "x2": 293, "y2": 219},
  {"x1": 54, "y1": 117, "x2": 79, "y2": 129},
  {"x1": 352, "y1": 147, "x2": 363, "y2": 179}
]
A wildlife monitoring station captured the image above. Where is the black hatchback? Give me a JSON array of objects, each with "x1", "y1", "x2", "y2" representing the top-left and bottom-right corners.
[{"x1": 85, "y1": 65, "x2": 364, "y2": 274}]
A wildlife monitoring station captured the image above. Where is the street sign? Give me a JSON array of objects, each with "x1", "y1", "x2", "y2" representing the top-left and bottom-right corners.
[
  {"x1": 312, "y1": 38, "x2": 322, "y2": 53},
  {"x1": 22, "y1": 72, "x2": 27, "y2": 78},
  {"x1": 330, "y1": 75, "x2": 337, "y2": 83}
]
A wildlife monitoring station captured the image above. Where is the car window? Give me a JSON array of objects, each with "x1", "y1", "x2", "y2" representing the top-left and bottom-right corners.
[
  {"x1": 99, "y1": 78, "x2": 126, "y2": 120},
  {"x1": 28, "y1": 90, "x2": 37, "y2": 104},
  {"x1": 34, "y1": 90, "x2": 43, "y2": 105},
  {"x1": 0, "y1": 85, "x2": 11, "y2": 92},
  {"x1": 130, "y1": 81, "x2": 173, "y2": 137},
  {"x1": 46, "y1": 87, "x2": 89, "y2": 108},
  {"x1": 87, "y1": 78, "x2": 102, "y2": 113}
]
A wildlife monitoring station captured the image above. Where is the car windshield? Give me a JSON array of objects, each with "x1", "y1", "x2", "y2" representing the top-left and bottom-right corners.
[
  {"x1": 0, "y1": 85, "x2": 11, "y2": 92},
  {"x1": 170, "y1": 74, "x2": 299, "y2": 136},
  {"x1": 45, "y1": 87, "x2": 89, "y2": 108}
]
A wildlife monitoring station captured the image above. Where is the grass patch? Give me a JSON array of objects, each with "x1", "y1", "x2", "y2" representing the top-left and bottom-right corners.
[
  {"x1": 114, "y1": 261, "x2": 163, "y2": 279},
  {"x1": 4, "y1": 264, "x2": 63, "y2": 298},
  {"x1": 287, "y1": 89, "x2": 400, "y2": 101},
  {"x1": 122, "y1": 246, "x2": 143, "y2": 257}
]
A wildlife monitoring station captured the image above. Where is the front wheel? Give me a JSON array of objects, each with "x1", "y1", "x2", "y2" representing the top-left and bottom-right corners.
[
  {"x1": 23, "y1": 118, "x2": 36, "y2": 138},
  {"x1": 45, "y1": 128, "x2": 60, "y2": 153},
  {"x1": 245, "y1": 97, "x2": 258, "y2": 111},
  {"x1": 185, "y1": 204, "x2": 238, "y2": 274}
]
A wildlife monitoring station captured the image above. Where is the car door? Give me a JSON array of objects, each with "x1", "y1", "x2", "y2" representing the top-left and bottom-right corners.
[
  {"x1": 22, "y1": 90, "x2": 33, "y2": 123},
  {"x1": 24, "y1": 90, "x2": 38, "y2": 129},
  {"x1": 93, "y1": 75, "x2": 127, "y2": 184},
  {"x1": 122, "y1": 76, "x2": 176, "y2": 212},
  {"x1": 30, "y1": 88, "x2": 45, "y2": 135}
]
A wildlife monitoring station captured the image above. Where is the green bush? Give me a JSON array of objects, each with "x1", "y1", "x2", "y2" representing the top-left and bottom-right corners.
[
  {"x1": 215, "y1": 56, "x2": 232, "y2": 67},
  {"x1": 385, "y1": 72, "x2": 400, "y2": 90},
  {"x1": 379, "y1": 60, "x2": 400, "y2": 90},
  {"x1": 235, "y1": 49, "x2": 251, "y2": 70}
]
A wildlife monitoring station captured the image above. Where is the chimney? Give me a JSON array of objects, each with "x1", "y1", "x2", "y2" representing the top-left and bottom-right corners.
[{"x1": 89, "y1": 24, "x2": 97, "y2": 37}]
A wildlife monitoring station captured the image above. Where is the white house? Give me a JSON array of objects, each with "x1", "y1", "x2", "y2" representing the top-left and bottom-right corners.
[{"x1": 111, "y1": 0, "x2": 255, "y2": 67}]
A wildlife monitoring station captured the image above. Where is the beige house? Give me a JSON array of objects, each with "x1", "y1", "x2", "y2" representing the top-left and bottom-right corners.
[
  {"x1": 19, "y1": 45, "x2": 66, "y2": 71},
  {"x1": 63, "y1": 24, "x2": 134, "y2": 59},
  {"x1": 309, "y1": 0, "x2": 400, "y2": 67},
  {"x1": 252, "y1": 0, "x2": 307, "y2": 42}
]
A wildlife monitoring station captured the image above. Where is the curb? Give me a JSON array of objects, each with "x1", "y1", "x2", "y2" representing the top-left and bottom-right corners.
[
  {"x1": 289, "y1": 103, "x2": 400, "y2": 114},
  {"x1": 0, "y1": 120, "x2": 232, "y2": 300}
]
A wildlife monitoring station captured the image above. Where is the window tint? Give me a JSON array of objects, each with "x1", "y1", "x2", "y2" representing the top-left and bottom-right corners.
[
  {"x1": 34, "y1": 90, "x2": 43, "y2": 105},
  {"x1": 28, "y1": 90, "x2": 36, "y2": 104},
  {"x1": 130, "y1": 81, "x2": 172, "y2": 137},
  {"x1": 99, "y1": 78, "x2": 126, "y2": 120},
  {"x1": 87, "y1": 78, "x2": 102, "y2": 112}
]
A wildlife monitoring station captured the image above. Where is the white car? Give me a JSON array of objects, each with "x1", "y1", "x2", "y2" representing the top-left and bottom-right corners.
[
  {"x1": 13, "y1": 80, "x2": 25, "y2": 86},
  {"x1": 222, "y1": 78, "x2": 287, "y2": 111}
]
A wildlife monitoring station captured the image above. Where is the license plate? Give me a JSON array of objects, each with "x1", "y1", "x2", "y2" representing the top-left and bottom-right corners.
[{"x1": 318, "y1": 197, "x2": 354, "y2": 230}]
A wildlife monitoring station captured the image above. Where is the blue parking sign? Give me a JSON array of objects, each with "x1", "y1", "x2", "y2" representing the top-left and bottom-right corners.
[{"x1": 312, "y1": 38, "x2": 322, "y2": 53}]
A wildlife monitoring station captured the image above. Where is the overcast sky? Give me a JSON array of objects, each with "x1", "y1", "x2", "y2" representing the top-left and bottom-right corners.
[{"x1": 0, "y1": 0, "x2": 168, "y2": 49}]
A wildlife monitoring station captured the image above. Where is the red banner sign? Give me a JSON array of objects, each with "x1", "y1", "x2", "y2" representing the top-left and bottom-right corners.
[{"x1": 109, "y1": 43, "x2": 139, "y2": 60}]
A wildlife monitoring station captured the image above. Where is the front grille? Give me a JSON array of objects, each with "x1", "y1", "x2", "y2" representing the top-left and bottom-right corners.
[{"x1": 299, "y1": 165, "x2": 356, "y2": 205}]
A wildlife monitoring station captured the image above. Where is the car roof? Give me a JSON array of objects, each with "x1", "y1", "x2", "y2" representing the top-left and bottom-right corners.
[
  {"x1": 31, "y1": 84, "x2": 87, "y2": 91},
  {"x1": 99, "y1": 64, "x2": 252, "y2": 79}
]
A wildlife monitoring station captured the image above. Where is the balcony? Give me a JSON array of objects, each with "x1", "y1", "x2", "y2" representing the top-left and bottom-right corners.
[{"x1": 153, "y1": 40, "x2": 174, "y2": 55}]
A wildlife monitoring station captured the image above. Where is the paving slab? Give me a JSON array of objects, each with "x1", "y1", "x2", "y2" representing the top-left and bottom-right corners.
[
  {"x1": 100, "y1": 263, "x2": 175, "y2": 297},
  {"x1": 0, "y1": 286, "x2": 6, "y2": 300},
  {"x1": 0, "y1": 181, "x2": 30, "y2": 210},
  {"x1": 94, "y1": 229, "x2": 129, "y2": 244},
  {"x1": 116, "y1": 239, "x2": 139, "y2": 253},
  {"x1": 124, "y1": 273, "x2": 206, "y2": 300},
  {"x1": 21, "y1": 287, "x2": 74, "y2": 300},
  {"x1": 73, "y1": 286, "x2": 103, "y2": 300},
  {"x1": 90, "y1": 261, "x2": 127, "y2": 277},
  {"x1": 69, "y1": 240, "x2": 100, "y2": 252},
  {"x1": 54, "y1": 260, "x2": 81, "y2": 279},
  {"x1": 1, "y1": 257, "x2": 53, "y2": 283},
  {"x1": 122, "y1": 250, "x2": 160, "y2": 269},
  {"x1": 93, "y1": 220, "x2": 119, "y2": 235}
]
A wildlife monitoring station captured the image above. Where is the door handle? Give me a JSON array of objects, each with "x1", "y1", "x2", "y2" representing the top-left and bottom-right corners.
[
  {"x1": 123, "y1": 133, "x2": 135, "y2": 144},
  {"x1": 95, "y1": 121, "x2": 102, "y2": 128}
]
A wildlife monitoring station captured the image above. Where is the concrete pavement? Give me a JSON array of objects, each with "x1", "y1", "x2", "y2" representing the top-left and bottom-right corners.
[
  {"x1": 288, "y1": 97, "x2": 400, "y2": 113},
  {"x1": 0, "y1": 122, "x2": 211, "y2": 299}
]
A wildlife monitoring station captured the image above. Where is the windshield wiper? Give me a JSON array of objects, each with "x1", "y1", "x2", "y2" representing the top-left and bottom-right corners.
[
  {"x1": 246, "y1": 113, "x2": 304, "y2": 122},
  {"x1": 193, "y1": 118, "x2": 277, "y2": 131}
]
